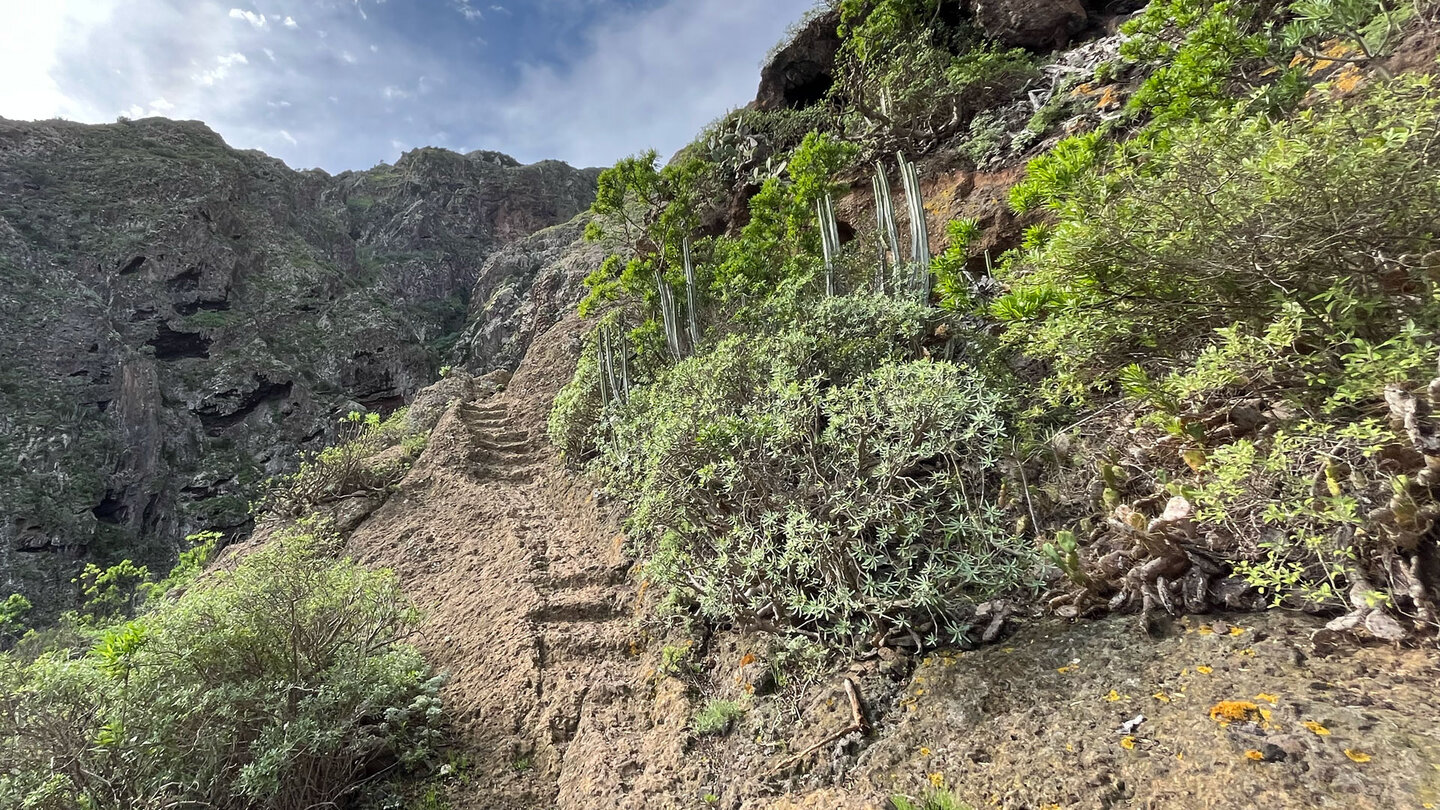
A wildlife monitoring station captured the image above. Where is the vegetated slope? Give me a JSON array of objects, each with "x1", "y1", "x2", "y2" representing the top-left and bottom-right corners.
[
  {"x1": 515, "y1": 0, "x2": 1440, "y2": 805},
  {"x1": 7, "y1": 0, "x2": 1440, "y2": 807},
  {"x1": 294, "y1": 317, "x2": 1440, "y2": 810},
  {"x1": 0, "y1": 116, "x2": 599, "y2": 616}
]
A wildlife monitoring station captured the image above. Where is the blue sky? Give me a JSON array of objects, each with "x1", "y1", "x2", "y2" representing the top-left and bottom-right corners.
[{"x1": 0, "y1": 0, "x2": 817, "y2": 171}]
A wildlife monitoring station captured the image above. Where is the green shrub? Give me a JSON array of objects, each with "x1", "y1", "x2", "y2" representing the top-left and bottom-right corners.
[
  {"x1": 0, "y1": 523, "x2": 441, "y2": 810},
  {"x1": 892, "y1": 789, "x2": 974, "y2": 810},
  {"x1": 834, "y1": 0, "x2": 1038, "y2": 151},
  {"x1": 588, "y1": 295, "x2": 1036, "y2": 648},
  {"x1": 1000, "y1": 75, "x2": 1440, "y2": 404},
  {"x1": 0, "y1": 595, "x2": 30, "y2": 646},
  {"x1": 257, "y1": 408, "x2": 424, "y2": 518}
]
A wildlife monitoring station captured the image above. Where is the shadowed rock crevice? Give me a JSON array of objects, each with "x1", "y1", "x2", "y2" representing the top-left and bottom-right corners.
[
  {"x1": 195, "y1": 377, "x2": 293, "y2": 434},
  {"x1": 146, "y1": 323, "x2": 212, "y2": 361}
]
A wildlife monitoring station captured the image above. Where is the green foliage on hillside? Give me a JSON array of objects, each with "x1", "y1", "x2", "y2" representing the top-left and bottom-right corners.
[
  {"x1": 1001, "y1": 75, "x2": 1440, "y2": 405},
  {"x1": 559, "y1": 111, "x2": 1039, "y2": 648},
  {"x1": 836, "y1": 0, "x2": 1040, "y2": 152},
  {"x1": 0, "y1": 523, "x2": 440, "y2": 810},
  {"x1": 257, "y1": 408, "x2": 427, "y2": 519},
  {"x1": 558, "y1": 0, "x2": 1440, "y2": 643},
  {"x1": 593, "y1": 296, "x2": 1034, "y2": 645}
]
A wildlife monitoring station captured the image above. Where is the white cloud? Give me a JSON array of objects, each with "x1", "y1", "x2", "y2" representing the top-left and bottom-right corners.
[
  {"x1": 195, "y1": 52, "x2": 249, "y2": 87},
  {"x1": 228, "y1": 8, "x2": 267, "y2": 28},
  {"x1": 1, "y1": 0, "x2": 814, "y2": 172},
  {"x1": 0, "y1": 0, "x2": 116, "y2": 121},
  {"x1": 497, "y1": 0, "x2": 813, "y2": 166},
  {"x1": 283, "y1": 16, "x2": 299, "y2": 29},
  {"x1": 453, "y1": 1, "x2": 483, "y2": 22}
]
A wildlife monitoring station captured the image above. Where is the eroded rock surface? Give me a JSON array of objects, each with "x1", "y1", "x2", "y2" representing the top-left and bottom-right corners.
[
  {"x1": 974, "y1": 0, "x2": 1089, "y2": 50},
  {"x1": 755, "y1": 9, "x2": 843, "y2": 112}
]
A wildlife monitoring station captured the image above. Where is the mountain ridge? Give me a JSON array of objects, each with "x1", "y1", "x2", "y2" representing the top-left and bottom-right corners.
[{"x1": 0, "y1": 112, "x2": 600, "y2": 615}]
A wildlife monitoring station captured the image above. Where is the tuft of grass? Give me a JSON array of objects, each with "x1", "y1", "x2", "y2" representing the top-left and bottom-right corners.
[
  {"x1": 691, "y1": 699, "x2": 744, "y2": 736},
  {"x1": 891, "y1": 789, "x2": 974, "y2": 810}
]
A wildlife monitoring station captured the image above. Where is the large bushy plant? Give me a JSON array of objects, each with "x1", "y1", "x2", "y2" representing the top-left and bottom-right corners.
[
  {"x1": 0, "y1": 524, "x2": 441, "y2": 810},
  {"x1": 588, "y1": 296, "x2": 1036, "y2": 647},
  {"x1": 1000, "y1": 75, "x2": 1440, "y2": 404}
]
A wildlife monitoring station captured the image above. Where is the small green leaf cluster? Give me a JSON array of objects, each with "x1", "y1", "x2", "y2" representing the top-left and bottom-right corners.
[
  {"x1": 0, "y1": 522, "x2": 440, "y2": 809},
  {"x1": 892, "y1": 788, "x2": 975, "y2": 810}
]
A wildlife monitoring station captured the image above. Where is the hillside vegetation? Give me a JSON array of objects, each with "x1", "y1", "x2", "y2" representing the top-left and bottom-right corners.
[
  {"x1": 3, "y1": 0, "x2": 1440, "y2": 806},
  {"x1": 556, "y1": 0, "x2": 1440, "y2": 651}
]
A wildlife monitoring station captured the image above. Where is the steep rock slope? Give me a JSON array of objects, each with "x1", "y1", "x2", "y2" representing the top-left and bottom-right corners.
[
  {"x1": 452, "y1": 217, "x2": 607, "y2": 374},
  {"x1": 0, "y1": 117, "x2": 598, "y2": 612}
]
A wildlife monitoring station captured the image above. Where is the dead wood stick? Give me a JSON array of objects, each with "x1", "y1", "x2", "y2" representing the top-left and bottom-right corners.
[{"x1": 769, "y1": 678, "x2": 868, "y2": 773}]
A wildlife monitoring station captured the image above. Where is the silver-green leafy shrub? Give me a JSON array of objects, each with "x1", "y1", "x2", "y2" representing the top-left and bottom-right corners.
[{"x1": 586, "y1": 295, "x2": 1036, "y2": 648}]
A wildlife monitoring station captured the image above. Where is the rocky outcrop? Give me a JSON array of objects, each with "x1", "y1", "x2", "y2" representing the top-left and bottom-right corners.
[
  {"x1": 974, "y1": 0, "x2": 1089, "y2": 50},
  {"x1": 453, "y1": 217, "x2": 607, "y2": 374},
  {"x1": 755, "y1": 9, "x2": 844, "y2": 111},
  {"x1": 0, "y1": 116, "x2": 599, "y2": 615}
]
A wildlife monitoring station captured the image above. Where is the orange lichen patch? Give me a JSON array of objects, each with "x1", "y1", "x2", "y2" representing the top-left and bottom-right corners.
[
  {"x1": 1255, "y1": 693, "x2": 1280, "y2": 705},
  {"x1": 1153, "y1": 691, "x2": 1172, "y2": 703},
  {"x1": 1303, "y1": 721, "x2": 1332, "y2": 736},
  {"x1": 1196, "y1": 665, "x2": 1214, "y2": 675},
  {"x1": 1198, "y1": 625, "x2": 1215, "y2": 636},
  {"x1": 1332, "y1": 64, "x2": 1365, "y2": 94},
  {"x1": 1121, "y1": 736, "x2": 1137, "y2": 750},
  {"x1": 920, "y1": 747, "x2": 932, "y2": 757},
  {"x1": 739, "y1": 652, "x2": 756, "y2": 667},
  {"x1": 1058, "y1": 665, "x2": 1075, "y2": 674},
  {"x1": 1312, "y1": 40, "x2": 1361, "y2": 74},
  {"x1": 1209, "y1": 700, "x2": 1263, "y2": 725},
  {"x1": 1105, "y1": 689, "x2": 1125, "y2": 702},
  {"x1": 1245, "y1": 749, "x2": 1265, "y2": 761},
  {"x1": 1229, "y1": 626, "x2": 1247, "y2": 637},
  {"x1": 1345, "y1": 749, "x2": 1373, "y2": 763}
]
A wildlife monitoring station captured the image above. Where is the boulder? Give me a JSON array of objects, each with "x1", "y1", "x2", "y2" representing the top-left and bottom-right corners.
[
  {"x1": 974, "y1": 0, "x2": 1089, "y2": 50},
  {"x1": 754, "y1": 9, "x2": 843, "y2": 111}
]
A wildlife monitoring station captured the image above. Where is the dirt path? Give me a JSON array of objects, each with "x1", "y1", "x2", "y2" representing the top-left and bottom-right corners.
[{"x1": 344, "y1": 318, "x2": 647, "y2": 807}]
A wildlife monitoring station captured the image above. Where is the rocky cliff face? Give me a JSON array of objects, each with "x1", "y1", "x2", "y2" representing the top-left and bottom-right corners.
[{"x1": 0, "y1": 116, "x2": 598, "y2": 613}]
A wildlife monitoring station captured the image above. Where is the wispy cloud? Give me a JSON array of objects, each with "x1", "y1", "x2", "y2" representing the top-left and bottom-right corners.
[{"x1": 228, "y1": 8, "x2": 266, "y2": 28}]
